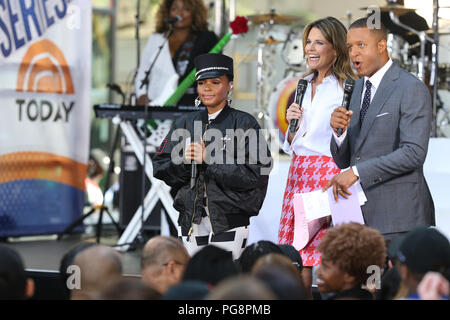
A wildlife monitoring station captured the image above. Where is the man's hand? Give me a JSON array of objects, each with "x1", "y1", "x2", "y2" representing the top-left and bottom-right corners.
[
  {"x1": 330, "y1": 107, "x2": 353, "y2": 134},
  {"x1": 185, "y1": 141, "x2": 205, "y2": 163},
  {"x1": 323, "y1": 169, "x2": 359, "y2": 202}
]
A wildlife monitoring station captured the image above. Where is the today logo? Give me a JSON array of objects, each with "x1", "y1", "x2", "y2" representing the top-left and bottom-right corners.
[{"x1": 15, "y1": 39, "x2": 75, "y2": 123}]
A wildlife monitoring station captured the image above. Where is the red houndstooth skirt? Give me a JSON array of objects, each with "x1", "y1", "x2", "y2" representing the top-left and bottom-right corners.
[{"x1": 278, "y1": 155, "x2": 340, "y2": 266}]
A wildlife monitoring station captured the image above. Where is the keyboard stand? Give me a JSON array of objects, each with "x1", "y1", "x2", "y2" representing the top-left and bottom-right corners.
[{"x1": 115, "y1": 117, "x2": 178, "y2": 251}]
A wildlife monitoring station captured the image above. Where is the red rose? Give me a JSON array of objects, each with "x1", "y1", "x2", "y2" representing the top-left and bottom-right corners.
[{"x1": 229, "y1": 16, "x2": 249, "y2": 35}]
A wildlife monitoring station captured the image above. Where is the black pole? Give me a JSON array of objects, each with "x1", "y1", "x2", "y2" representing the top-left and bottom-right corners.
[
  {"x1": 130, "y1": 0, "x2": 142, "y2": 105},
  {"x1": 432, "y1": 0, "x2": 439, "y2": 137}
]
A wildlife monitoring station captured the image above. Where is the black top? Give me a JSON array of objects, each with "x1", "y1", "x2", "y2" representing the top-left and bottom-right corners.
[
  {"x1": 326, "y1": 287, "x2": 374, "y2": 300},
  {"x1": 173, "y1": 30, "x2": 219, "y2": 106}
]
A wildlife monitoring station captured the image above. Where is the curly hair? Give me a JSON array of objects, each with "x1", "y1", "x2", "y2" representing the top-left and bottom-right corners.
[
  {"x1": 318, "y1": 222, "x2": 386, "y2": 284},
  {"x1": 155, "y1": 0, "x2": 209, "y2": 33}
]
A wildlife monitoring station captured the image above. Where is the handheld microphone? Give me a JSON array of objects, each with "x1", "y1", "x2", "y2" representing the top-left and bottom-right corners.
[
  {"x1": 164, "y1": 15, "x2": 182, "y2": 24},
  {"x1": 190, "y1": 137, "x2": 200, "y2": 189},
  {"x1": 337, "y1": 78, "x2": 356, "y2": 136},
  {"x1": 190, "y1": 161, "x2": 197, "y2": 189},
  {"x1": 289, "y1": 79, "x2": 308, "y2": 134}
]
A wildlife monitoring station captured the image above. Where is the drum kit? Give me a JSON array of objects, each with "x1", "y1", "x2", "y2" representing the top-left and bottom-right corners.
[
  {"x1": 245, "y1": 9, "x2": 306, "y2": 149},
  {"x1": 245, "y1": 3, "x2": 450, "y2": 144}
]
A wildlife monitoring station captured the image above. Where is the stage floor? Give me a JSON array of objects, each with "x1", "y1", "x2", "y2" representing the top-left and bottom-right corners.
[{"x1": 2, "y1": 231, "x2": 143, "y2": 276}]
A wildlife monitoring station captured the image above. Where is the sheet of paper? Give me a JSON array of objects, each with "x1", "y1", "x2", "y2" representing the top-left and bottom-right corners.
[
  {"x1": 292, "y1": 194, "x2": 326, "y2": 251},
  {"x1": 301, "y1": 190, "x2": 331, "y2": 222},
  {"x1": 355, "y1": 180, "x2": 367, "y2": 206},
  {"x1": 341, "y1": 168, "x2": 367, "y2": 206},
  {"x1": 292, "y1": 183, "x2": 365, "y2": 250},
  {"x1": 327, "y1": 184, "x2": 365, "y2": 226}
]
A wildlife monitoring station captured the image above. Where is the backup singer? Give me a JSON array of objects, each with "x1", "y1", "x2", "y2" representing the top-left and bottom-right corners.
[{"x1": 135, "y1": 0, "x2": 218, "y2": 106}]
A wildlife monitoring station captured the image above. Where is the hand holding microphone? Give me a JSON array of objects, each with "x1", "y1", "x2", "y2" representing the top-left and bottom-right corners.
[
  {"x1": 186, "y1": 139, "x2": 205, "y2": 189},
  {"x1": 331, "y1": 78, "x2": 355, "y2": 136},
  {"x1": 286, "y1": 103, "x2": 303, "y2": 130},
  {"x1": 185, "y1": 140, "x2": 205, "y2": 164},
  {"x1": 289, "y1": 79, "x2": 308, "y2": 134},
  {"x1": 336, "y1": 79, "x2": 355, "y2": 136}
]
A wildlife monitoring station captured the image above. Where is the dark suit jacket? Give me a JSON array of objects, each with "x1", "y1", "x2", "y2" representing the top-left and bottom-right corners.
[{"x1": 330, "y1": 62, "x2": 435, "y2": 234}]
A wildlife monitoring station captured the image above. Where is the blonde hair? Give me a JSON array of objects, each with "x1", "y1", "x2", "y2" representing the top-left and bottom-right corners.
[
  {"x1": 155, "y1": 0, "x2": 209, "y2": 33},
  {"x1": 302, "y1": 16, "x2": 357, "y2": 87}
]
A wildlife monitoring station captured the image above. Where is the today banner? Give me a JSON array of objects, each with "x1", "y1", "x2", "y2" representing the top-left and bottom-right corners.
[{"x1": 0, "y1": 0, "x2": 91, "y2": 236}]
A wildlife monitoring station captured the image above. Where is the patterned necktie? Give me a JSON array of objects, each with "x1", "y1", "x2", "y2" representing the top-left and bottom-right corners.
[{"x1": 360, "y1": 80, "x2": 372, "y2": 126}]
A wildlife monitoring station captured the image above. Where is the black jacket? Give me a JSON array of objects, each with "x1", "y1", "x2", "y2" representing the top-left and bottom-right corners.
[{"x1": 152, "y1": 105, "x2": 272, "y2": 236}]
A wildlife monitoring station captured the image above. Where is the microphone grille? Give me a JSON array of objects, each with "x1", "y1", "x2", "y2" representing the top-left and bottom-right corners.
[
  {"x1": 298, "y1": 79, "x2": 308, "y2": 91},
  {"x1": 344, "y1": 78, "x2": 355, "y2": 92}
]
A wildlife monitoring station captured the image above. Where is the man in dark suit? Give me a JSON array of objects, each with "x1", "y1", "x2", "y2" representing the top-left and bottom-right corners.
[{"x1": 324, "y1": 18, "x2": 435, "y2": 243}]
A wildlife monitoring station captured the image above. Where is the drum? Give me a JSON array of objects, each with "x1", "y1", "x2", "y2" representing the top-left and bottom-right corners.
[
  {"x1": 285, "y1": 38, "x2": 304, "y2": 66},
  {"x1": 437, "y1": 107, "x2": 450, "y2": 138},
  {"x1": 405, "y1": 55, "x2": 431, "y2": 86},
  {"x1": 268, "y1": 75, "x2": 302, "y2": 144},
  {"x1": 438, "y1": 63, "x2": 450, "y2": 90},
  {"x1": 387, "y1": 33, "x2": 408, "y2": 67}
]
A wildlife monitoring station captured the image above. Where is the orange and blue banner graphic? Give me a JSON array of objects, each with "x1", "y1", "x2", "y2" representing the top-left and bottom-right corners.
[{"x1": 0, "y1": 0, "x2": 91, "y2": 236}]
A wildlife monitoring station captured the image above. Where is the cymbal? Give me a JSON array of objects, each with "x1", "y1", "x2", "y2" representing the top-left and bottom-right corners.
[
  {"x1": 359, "y1": 5, "x2": 416, "y2": 16},
  {"x1": 247, "y1": 13, "x2": 301, "y2": 24}
]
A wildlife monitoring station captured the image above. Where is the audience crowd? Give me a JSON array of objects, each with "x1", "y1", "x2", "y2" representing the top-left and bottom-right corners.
[{"x1": 1, "y1": 223, "x2": 449, "y2": 300}]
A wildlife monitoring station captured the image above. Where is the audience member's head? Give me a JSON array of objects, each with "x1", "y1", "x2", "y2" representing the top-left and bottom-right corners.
[
  {"x1": 386, "y1": 235, "x2": 402, "y2": 269},
  {"x1": 390, "y1": 226, "x2": 450, "y2": 298},
  {"x1": 237, "y1": 240, "x2": 282, "y2": 273},
  {"x1": 206, "y1": 275, "x2": 276, "y2": 300},
  {"x1": 252, "y1": 253, "x2": 303, "y2": 283},
  {"x1": 252, "y1": 254, "x2": 308, "y2": 300},
  {"x1": 182, "y1": 245, "x2": 238, "y2": 286},
  {"x1": 71, "y1": 245, "x2": 122, "y2": 300},
  {"x1": 0, "y1": 245, "x2": 34, "y2": 300},
  {"x1": 97, "y1": 277, "x2": 161, "y2": 300},
  {"x1": 59, "y1": 241, "x2": 97, "y2": 299},
  {"x1": 164, "y1": 280, "x2": 211, "y2": 300},
  {"x1": 278, "y1": 244, "x2": 303, "y2": 272},
  {"x1": 317, "y1": 223, "x2": 386, "y2": 298},
  {"x1": 375, "y1": 267, "x2": 402, "y2": 300},
  {"x1": 141, "y1": 236, "x2": 189, "y2": 294}
]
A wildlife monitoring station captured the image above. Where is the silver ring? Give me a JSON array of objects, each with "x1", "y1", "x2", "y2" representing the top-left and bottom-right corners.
[{"x1": 337, "y1": 188, "x2": 342, "y2": 191}]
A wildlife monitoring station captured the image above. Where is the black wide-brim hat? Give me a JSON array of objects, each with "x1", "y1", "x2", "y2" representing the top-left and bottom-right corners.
[{"x1": 195, "y1": 53, "x2": 234, "y2": 80}]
